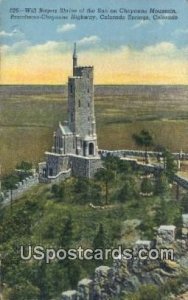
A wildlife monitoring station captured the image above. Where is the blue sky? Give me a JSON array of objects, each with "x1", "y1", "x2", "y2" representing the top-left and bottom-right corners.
[{"x1": 0, "y1": 0, "x2": 188, "y2": 84}]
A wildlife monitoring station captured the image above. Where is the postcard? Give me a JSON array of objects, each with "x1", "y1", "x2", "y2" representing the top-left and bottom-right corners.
[{"x1": 0, "y1": 0, "x2": 188, "y2": 299}]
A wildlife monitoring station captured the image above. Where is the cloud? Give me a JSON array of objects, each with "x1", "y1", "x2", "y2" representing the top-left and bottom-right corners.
[
  {"x1": 77, "y1": 35, "x2": 101, "y2": 46},
  {"x1": 1, "y1": 40, "x2": 188, "y2": 84},
  {"x1": 0, "y1": 31, "x2": 14, "y2": 37},
  {"x1": 143, "y1": 42, "x2": 177, "y2": 56},
  {"x1": 0, "y1": 29, "x2": 24, "y2": 39},
  {"x1": 1, "y1": 40, "x2": 70, "y2": 56},
  {"x1": 29, "y1": 41, "x2": 70, "y2": 54},
  {"x1": 132, "y1": 20, "x2": 149, "y2": 29},
  {"x1": 57, "y1": 23, "x2": 76, "y2": 33},
  {"x1": 1, "y1": 40, "x2": 31, "y2": 55}
]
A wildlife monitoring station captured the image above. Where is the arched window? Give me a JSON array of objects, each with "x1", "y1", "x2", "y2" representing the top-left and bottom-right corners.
[{"x1": 89, "y1": 143, "x2": 94, "y2": 155}]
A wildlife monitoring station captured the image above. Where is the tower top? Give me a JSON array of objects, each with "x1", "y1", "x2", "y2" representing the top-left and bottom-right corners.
[
  {"x1": 73, "y1": 42, "x2": 77, "y2": 58},
  {"x1": 73, "y1": 43, "x2": 77, "y2": 72}
]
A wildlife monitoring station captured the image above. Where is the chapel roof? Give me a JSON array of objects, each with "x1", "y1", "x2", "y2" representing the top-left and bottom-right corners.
[{"x1": 59, "y1": 123, "x2": 73, "y2": 135}]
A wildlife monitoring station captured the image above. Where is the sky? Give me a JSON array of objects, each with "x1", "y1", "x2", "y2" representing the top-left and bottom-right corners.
[{"x1": 0, "y1": 0, "x2": 188, "y2": 84}]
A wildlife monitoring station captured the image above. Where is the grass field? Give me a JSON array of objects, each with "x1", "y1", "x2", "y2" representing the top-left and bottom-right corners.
[{"x1": 0, "y1": 85, "x2": 188, "y2": 175}]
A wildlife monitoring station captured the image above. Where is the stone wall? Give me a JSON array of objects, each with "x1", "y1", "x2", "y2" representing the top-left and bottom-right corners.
[
  {"x1": 40, "y1": 150, "x2": 188, "y2": 190},
  {"x1": 70, "y1": 155, "x2": 102, "y2": 178},
  {"x1": 47, "y1": 169, "x2": 72, "y2": 184},
  {"x1": 100, "y1": 150, "x2": 188, "y2": 190},
  {"x1": 100, "y1": 149, "x2": 188, "y2": 160},
  {"x1": 2, "y1": 174, "x2": 39, "y2": 206},
  {"x1": 88, "y1": 158, "x2": 103, "y2": 178},
  {"x1": 174, "y1": 174, "x2": 188, "y2": 189},
  {"x1": 61, "y1": 223, "x2": 188, "y2": 300},
  {"x1": 70, "y1": 155, "x2": 89, "y2": 177},
  {"x1": 45, "y1": 153, "x2": 70, "y2": 177}
]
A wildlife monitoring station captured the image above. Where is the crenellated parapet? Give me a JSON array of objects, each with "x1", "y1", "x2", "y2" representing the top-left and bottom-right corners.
[{"x1": 1, "y1": 174, "x2": 39, "y2": 206}]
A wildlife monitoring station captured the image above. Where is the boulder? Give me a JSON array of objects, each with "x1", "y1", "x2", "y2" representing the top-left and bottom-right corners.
[{"x1": 61, "y1": 290, "x2": 77, "y2": 300}]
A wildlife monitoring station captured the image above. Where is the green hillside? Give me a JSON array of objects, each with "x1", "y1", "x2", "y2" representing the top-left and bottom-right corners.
[{"x1": 0, "y1": 157, "x2": 186, "y2": 299}]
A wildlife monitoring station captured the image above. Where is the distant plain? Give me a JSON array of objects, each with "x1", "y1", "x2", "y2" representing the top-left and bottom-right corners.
[{"x1": 0, "y1": 85, "x2": 188, "y2": 175}]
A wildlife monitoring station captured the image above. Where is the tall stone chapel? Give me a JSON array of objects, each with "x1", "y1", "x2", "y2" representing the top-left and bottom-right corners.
[{"x1": 39, "y1": 44, "x2": 102, "y2": 181}]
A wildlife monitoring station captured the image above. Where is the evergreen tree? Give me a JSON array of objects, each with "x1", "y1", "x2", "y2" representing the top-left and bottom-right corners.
[
  {"x1": 59, "y1": 215, "x2": 73, "y2": 249},
  {"x1": 154, "y1": 199, "x2": 170, "y2": 226},
  {"x1": 163, "y1": 149, "x2": 177, "y2": 182},
  {"x1": 15, "y1": 161, "x2": 33, "y2": 181},
  {"x1": 118, "y1": 178, "x2": 137, "y2": 202},
  {"x1": 155, "y1": 199, "x2": 182, "y2": 227},
  {"x1": 16, "y1": 161, "x2": 32, "y2": 171},
  {"x1": 73, "y1": 178, "x2": 90, "y2": 204},
  {"x1": 2, "y1": 174, "x2": 19, "y2": 214},
  {"x1": 154, "y1": 172, "x2": 169, "y2": 196},
  {"x1": 8, "y1": 282, "x2": 40, "y2": 300},
  {"x1": 89, "y1": 182, "x2": 102, "y2": 205},
  {"x1": 181, "y1": 193, "x2": 188, "y2": 213},
  {"x1": 37, "y1": 259, "x2": 48, "y2": 300},
  {"x1": 51, "y1": 184, "x2": 65, "y2": 200},
  {"x1": 140, "y1": 177, "x2": 153, "y2": 194},
  {"x1": 95, "y1": 161, "x2": 115, "y2": 205},
  {"x1": 67, "y1": 261, "x2": 81, "y2": 288},
  {"x1": 73, "y1": 178, "x2": 89, "y2": 194},
  {"x1": 118, "y1": 159, "x2": 132, "y2": 176},
  {"x1": 102, "y1": 155, "x2": 120, "y2": 172},
  {"x1": 92, "y1": 223, "x2": 106, "y2": 251},
  {"x1": 51, "y1": 184, "x2": 59, "y2": 197},
  {"x1": 132, "y1": 130, "x2": 153, "y2": 163}
]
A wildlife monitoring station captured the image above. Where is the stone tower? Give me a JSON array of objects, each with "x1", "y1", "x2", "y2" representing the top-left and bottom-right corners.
[
  {"x1": 68, "y1": 44, "x2": 98, "y2": 156},
  {"x1": 39, "y1": 44, "x2": 101, "y2": 181}
]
